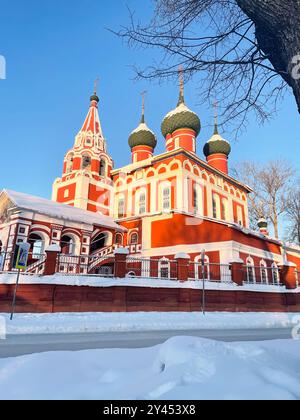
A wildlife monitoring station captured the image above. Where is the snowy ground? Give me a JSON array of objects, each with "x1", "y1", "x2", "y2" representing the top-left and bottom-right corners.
[
  {"x1": 1, "y1": 312, "x2": 300, "y2": 336},
  {"x1": 0, "y1": 337, "x2": 299, "y2": 400}
]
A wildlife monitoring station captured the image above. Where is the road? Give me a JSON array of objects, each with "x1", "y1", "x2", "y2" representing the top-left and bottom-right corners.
[{"x1": 0, "y1": 327, "x2": 293, "y2": 358}]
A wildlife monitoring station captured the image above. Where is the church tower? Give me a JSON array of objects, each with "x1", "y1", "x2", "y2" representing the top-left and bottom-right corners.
[{"x1": 52, "y1": 84, "x2": 114, "y2": 215}]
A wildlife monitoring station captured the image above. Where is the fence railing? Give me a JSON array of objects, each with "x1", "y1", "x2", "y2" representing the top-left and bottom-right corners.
[
  {"x1": 243, "y1": 265, "x2": 283, "y2": 286},
  {"x1": 0, "y1": 251, "x2": 46, "y2": 275},
  {"x1": 56, "y1": 254, "x2": 115, "y2": 276},
  {"x1": 188, "y1": 263, "x2": 232, "y2": 283},
  {"x1": 0, "y1": 248, "x2": 299, "y2": 288},
  {"x1": 125, "y1": 257, "x2": 178, "y2": 280}
]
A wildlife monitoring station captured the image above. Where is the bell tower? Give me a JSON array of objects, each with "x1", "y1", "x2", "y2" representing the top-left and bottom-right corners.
[{"x1": 52, "y1": 83, "x2": 114, "y2": 215}]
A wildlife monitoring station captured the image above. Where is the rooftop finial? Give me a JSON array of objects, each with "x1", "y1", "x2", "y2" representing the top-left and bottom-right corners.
[
  {"x1": 90, "y1": 77, "x2": 100, "y2": 103},
  {"x1": 178, "y1": 66, "x2": 185, "y2": 106},
  {"x1": 213, "y1": 100, "x2": 219, "y2": 135},
  {"x1": 94, "y1": 77, "x2": 99, "y2": 95},
  {"x1": 140, "y1": 90, "x2": 147, "y2": 123}
]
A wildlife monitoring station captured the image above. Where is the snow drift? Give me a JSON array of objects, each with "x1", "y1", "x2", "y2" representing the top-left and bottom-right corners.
[{"x1": 0, "y1": 337, "x2": 299, "y2": 400}]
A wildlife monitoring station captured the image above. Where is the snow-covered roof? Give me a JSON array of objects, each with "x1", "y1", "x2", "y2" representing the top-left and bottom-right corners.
[{"x1": 1, "y1": 189, "x2": 125, "y2": 231}]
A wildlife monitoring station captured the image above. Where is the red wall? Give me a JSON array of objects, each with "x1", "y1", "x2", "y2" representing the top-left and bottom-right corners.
[{"x1": 0, "y1": 284, "x2": 299, "y2": 313}]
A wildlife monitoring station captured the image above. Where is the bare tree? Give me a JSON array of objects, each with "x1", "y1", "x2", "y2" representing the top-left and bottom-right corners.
[
  {"x1": 117, "y1": 0, "x2": 300, "y2": 130},
  {"x1": 233, "y1": 160, "x2": 295, "y2": 238},
  {"x1": 285, "y1": 185, "x2": 300, "y2": 245}
]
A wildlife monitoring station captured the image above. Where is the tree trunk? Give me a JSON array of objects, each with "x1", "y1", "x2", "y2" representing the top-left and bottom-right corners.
[{"x1": 236, "y1": 0, "x2": 300, "y2": 113}]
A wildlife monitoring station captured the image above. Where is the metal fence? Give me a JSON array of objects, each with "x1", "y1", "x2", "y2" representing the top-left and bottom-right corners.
[
  {"x1": 56, "y1": 254, "x2": 115, "y2": 276},
  {"x1": 0, "y1": 251, "x2": 46, "y2": 275},
  {"x1": 296, "y1": 271, "x2": 300, "y2": 288},
  {"x1": 243, "y1": 265, "x2": 283, "y2": 286},
  {"x1": 125, "y1": 257, "x2": 178, "y2": 280},
  {"x1": 189, "y1": 262, "x2": 232, "y2": 284}
]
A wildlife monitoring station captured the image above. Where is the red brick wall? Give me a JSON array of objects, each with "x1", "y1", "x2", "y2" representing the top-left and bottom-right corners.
[{"x1": 1, "y1": 284, "x2": 299, "y2": 314}]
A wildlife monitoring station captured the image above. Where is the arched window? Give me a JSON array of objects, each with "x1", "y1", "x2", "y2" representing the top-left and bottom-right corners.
[
  {"x1": 99, "y1": 159, "x2": 106, "y2": 177},
  {"x1": 159, "y1": 257, "x2": 170, "y2": 279},
  {"x1": 212, "y1": 194, "x2": 220, "y2": 219},
  {"x1": 194, "y1": 255, "x2": 210, "y2": 281},
  {"x1": 115, "y1": 233, "x2": 123, "y2": 246},
  {"x1": 237, "y1": 206, "x2": 244, "y2": 226},
  {"x1": 130, "y1": 233, "x2": 139, "y2": 245},
  {"x1": 135, "y1": 189, "x2": 147, "y2": 216},
  {"x1": 193, "y1": 184, "x2": 203, "y2": 215},
  {"x1": 260, "y1": 260, "x2": 268, "y2": 284},
  {"x1": 162, "y1": 185, "x2": 171, "y2": 212},
  {"x1": 28, "y1": 233, "x2": 44, "y2": 258},
  {"x1": 117, "y1": 197, "x2": 125, "y2": 219},
  {"x1": 246, "y1": 257, "x2": 256, "y2": 284},
  {"x1": 221, "y1": 198, "x2": 229, "y2": 221},
  {"x1": 66, "y1": 153, "x2": 74, "y2": 174},
  {"x1": 272, "y1": 263, "x2": 280, "y2": 285},
  {"x1": 60, "y1": 235, "x2": 75, "y2": 255},
  {"x1": 90, "y1": 232, "x2": 108, "y2": 254},
  {"x1": 82, "y1": 154, "x2": 91, "y2": 170}
]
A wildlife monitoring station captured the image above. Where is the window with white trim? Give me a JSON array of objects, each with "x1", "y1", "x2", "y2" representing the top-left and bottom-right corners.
[
  {"x1": 272, "y1": 263, "x2": 280, "y2": 285},
  {"x1": 237, "y1": 206, "x2": 244, "y2": 226},
  {"x1": 162, "y1": 186, "x2": 171, "y2": 212},
  {"x1": 246, "y1": 257, "x2": 256, "y2": 284},
  {"x1": 221, "y1": 198, "x2": 229, "y2": 221},
  {"x1": 159, "y1": 258, "x2": 170, "y2": 279},
  {"x1": 194, "y1": 255, "x2": 210, "y2": 281},
  {"x1": 212, "y1": 194, "x2": 220, "y2": 219},
  {"x1": 138, "y1": 192, "x2": 146, "y2": 215},
  {"x1": 260, "y1": 261, "x2": 268, "y2": 284},
  {"x1": 118, "y1": 197, "x2": 125, "y2": 219},
  {"x1": 193, "y1": 184, "x2": 203, "y2": 215}
]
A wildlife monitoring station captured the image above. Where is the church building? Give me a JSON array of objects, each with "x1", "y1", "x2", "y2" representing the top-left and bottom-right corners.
[{"x1": 0, "y1": 75, "x2": 300, "y2": 283}]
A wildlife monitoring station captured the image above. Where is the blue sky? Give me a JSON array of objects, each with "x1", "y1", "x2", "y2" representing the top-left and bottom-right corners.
[{"x1": 0, "y1": 0, "x2": 299, "y2": 200}]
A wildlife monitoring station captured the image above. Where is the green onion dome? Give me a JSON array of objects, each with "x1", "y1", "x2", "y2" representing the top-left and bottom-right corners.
[
  {"x1": 128, "y1": 117, "x2": 157, "y2": 150},
  {"x1": 203, "y1": 131, "x2": 231, "y2": 157},
  {"x1": 90, "y1": 94, "x2": 99, "y2": 103},
  {"x1": 161, "y1": 95, "x2": 201, "y2": 138},
  {"x1": 257, "y1": 218, "x2": 268, "y2": 229}
]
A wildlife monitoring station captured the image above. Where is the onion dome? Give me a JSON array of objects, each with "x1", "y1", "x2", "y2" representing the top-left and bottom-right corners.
[
  {"x1": 90, "y1": 93, "x2": 99, "y2": 103},
  {"x1": 161, "y1": 69, "x2": 201, "y2": 138},
  {"x1": 257, "y1": 218, "x2": 268, "y2": 229},
  {"x1": 203, "y1": 118, "x2": 231, "y2": 158},
  {"x1": 128, "y1": 95, "x2": 157, "y2": 150}
]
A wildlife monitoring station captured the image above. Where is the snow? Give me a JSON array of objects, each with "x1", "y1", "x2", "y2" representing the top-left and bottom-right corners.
[
  {"x1": 1, "y1": 312, "x2": 299, "y2": 336},
  {"x1": 45, "y1": 244, "x2": 61, "y2": 252},
  {"x1": 1, "y1": 189, "x2": 125, "y2": 231},
  {"x1": 0, "y1": 272, "x2": 298, "y2": 294},
  {"x1": 131, "y1": 122, "x2": 156, "y2": 137},
  {"x1": 175, "y1": 252, "x2": 190, "y2": 259},
  {"x1": 114, "y1": 247, "x2": 130, "y2": 255},
  {"x1": 0, "y1": 337, "x2": 299, "y2": 400},
  {"x1": 164, "y1": 102, "x2": 197, "y2": 119}
]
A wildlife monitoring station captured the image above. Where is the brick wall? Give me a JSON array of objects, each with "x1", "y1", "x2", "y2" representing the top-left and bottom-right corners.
[{"x1": 1, "y1": 284, "x2": 300, "y2": 314}]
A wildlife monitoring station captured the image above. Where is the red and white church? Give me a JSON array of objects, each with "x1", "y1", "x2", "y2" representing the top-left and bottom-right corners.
[{"x1": 0, "y1": 78, "x2": 300, "y2": 286}]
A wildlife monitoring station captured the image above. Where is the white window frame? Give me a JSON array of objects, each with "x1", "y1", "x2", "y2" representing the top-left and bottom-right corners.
[
  {"x1": 193, "y1": 184, "x2": 203, "y2": 215},
  {"x1": 159, "y1": 257, "x2": 170, "y2": 279},
  {"x1": 160, "y1": 182, "x2": 172, "y2": 213},
  {"x1": 260, "y1": 260, "x2": 268, "y2": 284},
  {"x1": 194, "y1": 255, "x2": 210, "y2": 281},
  {"x1": 212, "y1": 193, "x2": 221, "y2": 219},
  {"x1": 246, "y1": 257, "x2": 256, "y2": 284},
  {"x1": 272, "y1": 263, "x2": 280, "y2": 285}
]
